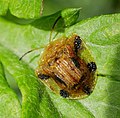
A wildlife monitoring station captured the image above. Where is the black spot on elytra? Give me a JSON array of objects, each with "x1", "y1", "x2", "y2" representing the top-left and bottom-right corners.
[
  {"x1": 60, "y1": 90, "x2": 69, "y2": 98},
  {"x1": 54, "y1": 75, "x2": 67, "y2": 87},
  {"x1": 71, "y1": 58, "x2": 80, "y2": 68},
  {"x1": 83, "y1": 85, "x2": 92, "y2": 95},
  {"x1": 74, "y1": 36, "x2": 82, "y2": 53},
  {"x1": 72, "y1": 74, "x2": 87, "y2": 89},
  {"x1": 38, "y1": 74, "x2": 50, "y2": 80},
  {"x1": 79, "y1": 74, "x2": 87, "y2": 83},
  {"x1": 87, "y1": 62, "x2": 97, "y2": 72}
]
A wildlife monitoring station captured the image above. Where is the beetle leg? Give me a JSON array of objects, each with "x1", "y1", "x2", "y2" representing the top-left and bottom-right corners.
[
  {"x1": 74, "y1": 36, "x2": 82, "y2": 53},
  {"x1": 38, "y1": 73, "x2": 50, "y2": 80},
  {"x1": 60, "y1": 90, "x2": 69, "y2": 98},
  {"x1": 87, "y1": 62, "x2": 97, "y2": 72}
]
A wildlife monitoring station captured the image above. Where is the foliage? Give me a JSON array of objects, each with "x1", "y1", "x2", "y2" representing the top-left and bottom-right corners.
[{"x1": 0, "y1": 1, "x2": 120, "y2": 118}]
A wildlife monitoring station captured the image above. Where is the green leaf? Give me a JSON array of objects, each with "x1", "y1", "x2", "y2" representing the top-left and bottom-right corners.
[
  {"x1": 61, "y1": 8, "x2": 80, "y2": 26},
  {"x1": 0, "y1": 8, "x2": 120, "y2": 118},
  {"x1": 0, "y1": 0, "x2": 9, "y2": 15},
  {"x1": 0, "y1": 0, "x2": 43, "y2": 18},
  {"x1": 0, "y1": 62, "x2": 21, "y2": 118}
]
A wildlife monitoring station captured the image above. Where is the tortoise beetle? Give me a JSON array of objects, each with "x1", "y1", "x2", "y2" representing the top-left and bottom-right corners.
[{"x1": 36, "y1": 34, "x2": 97, "y2": 99}]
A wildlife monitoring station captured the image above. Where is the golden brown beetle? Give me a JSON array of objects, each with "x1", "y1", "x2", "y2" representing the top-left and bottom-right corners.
[{"x1": 36, "y1": 34, "x2": 97, "y2": 99}]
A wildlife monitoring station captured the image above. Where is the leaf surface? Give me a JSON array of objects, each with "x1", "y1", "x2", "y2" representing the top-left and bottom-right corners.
[
  {"x1": 0, "y1": 8, "x2": 120, "y2": 118},
  {"x1": 0, "y1": 0, "x2": 43, "y2": 18},
  {"x1": 0, "y1": 62, "x2": 21, "y2": 118}
]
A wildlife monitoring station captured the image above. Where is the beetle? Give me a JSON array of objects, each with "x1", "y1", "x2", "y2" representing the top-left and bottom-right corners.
[{"x1": 35, "y1": 34, "x2": 97, "y2": 99}]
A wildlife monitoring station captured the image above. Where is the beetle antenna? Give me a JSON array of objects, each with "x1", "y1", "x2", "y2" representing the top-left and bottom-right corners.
[
  {"x1": 19, "y1": 48, "x2": 40, "y2": 61},
  {"x1": 49, "y1": 16, "x2": 62, "y2": 42},
  {"x1": 20, "y1": 16, "x2": 62, "y2": 61}
]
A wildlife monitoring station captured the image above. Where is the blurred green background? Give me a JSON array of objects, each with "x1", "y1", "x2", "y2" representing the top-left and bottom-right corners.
[{"x1": 43, "y1": 0, "x2": 120, "y2": 20}]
